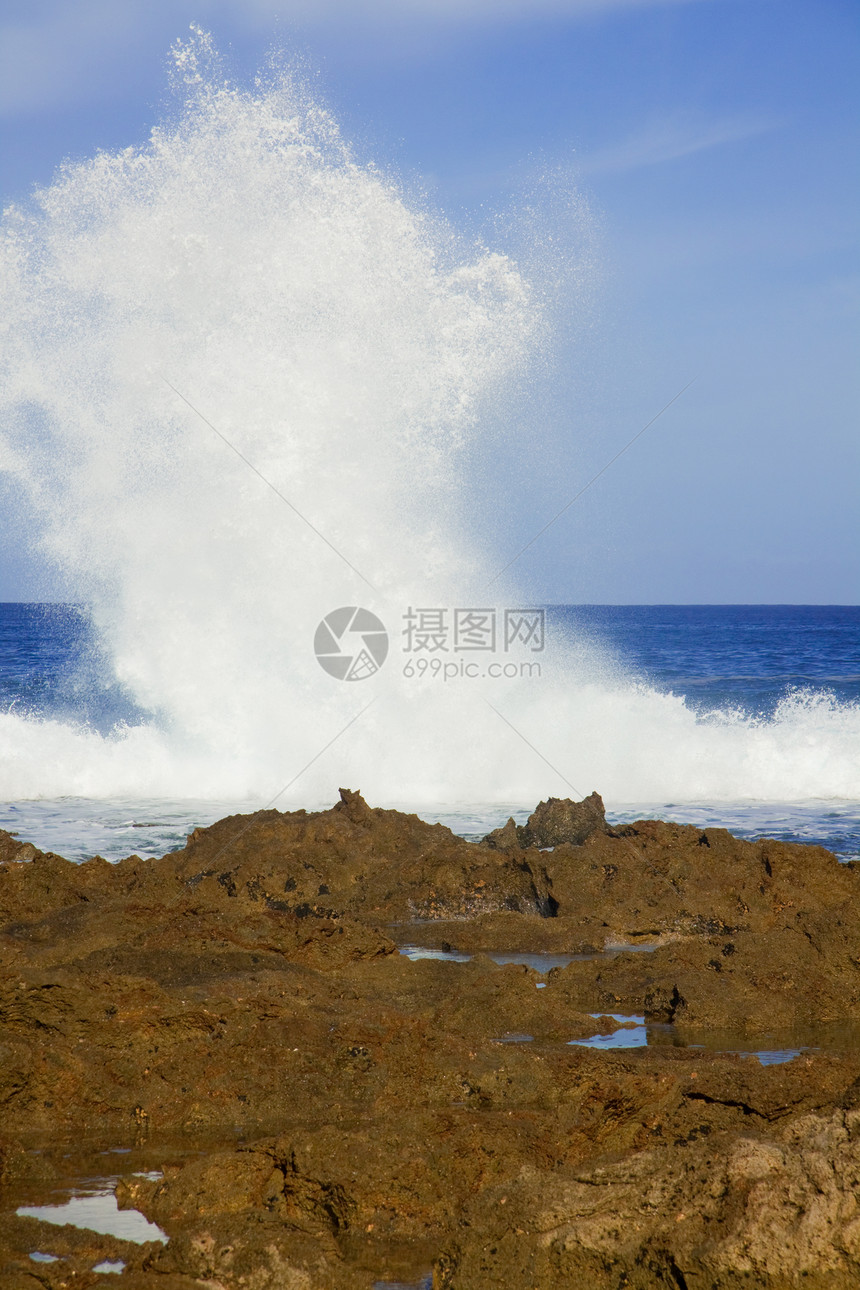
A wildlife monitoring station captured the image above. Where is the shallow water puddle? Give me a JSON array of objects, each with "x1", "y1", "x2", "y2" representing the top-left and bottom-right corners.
[
  {"x1": 567, "y1": 1017, "x2": 808, "y2": 1063},
  {"x1": 669, "y1": 1036, "x2": 809, "y2": 1065},
  {"x1": 396, "y1": 949, "x2": 830, "y2": 1063},
  {"x1": 491, "y1": 951, "x2": 583, "y2": 972},
  {"x1": 373, "y1": 1277, "x2": 432, "y2": 1290},
  {"x1": 724, "y1": 1049, "x2": 802, "y2": 1066},
  {"x1": 17, "y1": 1187, "x2": 167, "y2": 1244},
  {"x1": 29, "y1": 1251, "x2": 126, "y2": 1274},
  {"x1": 568, "y1": 1014, "x2": 648, "y2": 1050},
  {"x1": 399, "y1": 945, "x2": 472, "y2": 964},
  {"x1": 398, "y1": 945, "x2": 657, "y2": 972}
]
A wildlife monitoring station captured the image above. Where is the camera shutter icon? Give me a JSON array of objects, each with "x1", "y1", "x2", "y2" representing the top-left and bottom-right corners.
[{"x1": 314, "y1": 606, "x2": 389, "y2": 681}]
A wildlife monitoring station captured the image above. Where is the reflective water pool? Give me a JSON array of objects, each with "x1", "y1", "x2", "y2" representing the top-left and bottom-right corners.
[
  {"x1": 17, "y1": 1181, "x2": 167, "y2": 1244},
  {"x1": 397, "y1": 945, "x2": 658, "y2": 971}
]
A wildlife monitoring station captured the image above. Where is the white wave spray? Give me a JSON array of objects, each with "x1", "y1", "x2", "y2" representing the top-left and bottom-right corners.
[{"x1": 1, "y1": 31, "x2": 857, "y2": 808}]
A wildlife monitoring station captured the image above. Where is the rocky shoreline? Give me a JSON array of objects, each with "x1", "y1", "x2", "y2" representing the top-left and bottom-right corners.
[{"x1": 3, "y1": 790, "x2": 860, "y2": 1287}]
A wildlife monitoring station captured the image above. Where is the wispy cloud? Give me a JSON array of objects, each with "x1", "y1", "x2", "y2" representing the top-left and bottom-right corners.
[
  {"x1": 245, "y1": 0, "x2": 705, "y2": 18},
  {"x1": 577, "y1": 113, "x2": 781, "y2": 175},
  {"x1": 0, "y1": 0, "x2": 710, "y2": 118},
  {"x1": 0, "y1": 0, "x2": 151, "y2": 116}
]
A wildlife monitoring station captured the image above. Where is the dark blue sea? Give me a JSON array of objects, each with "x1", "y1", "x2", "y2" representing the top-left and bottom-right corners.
[
  {"x1": 0, "y1": 602, "x2": 857, "y2": 862},
  {"x1": 549, "y1": 604, "x2": 860, "y2": 716}
]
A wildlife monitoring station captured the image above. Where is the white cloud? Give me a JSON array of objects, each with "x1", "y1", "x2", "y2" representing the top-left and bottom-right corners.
[{"x1": 576, "y1": 113, "x2": 781, "y2": 175}]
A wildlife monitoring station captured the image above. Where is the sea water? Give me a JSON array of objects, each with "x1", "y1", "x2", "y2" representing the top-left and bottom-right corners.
[
  {"x1": 0, "y1": 31, "x2": 857, "y2": 861},
  {"x1": 0, "y1": 602, "x2": 856, "y2": 861}
]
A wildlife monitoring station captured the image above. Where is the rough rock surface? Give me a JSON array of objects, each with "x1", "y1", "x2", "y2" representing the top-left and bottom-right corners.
[
  {"x1": 2, "y1": 791, "x2": 860, "y2": 1287},
  {"x1": 484, "y1": 790, "x2": 608, "y2": 851}
]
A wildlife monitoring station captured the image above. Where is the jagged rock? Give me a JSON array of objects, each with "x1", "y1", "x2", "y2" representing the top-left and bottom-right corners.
[
  {"x1": 483, "y1": 815, "x2": 520, "y2": 850},
  {"x1": 0, "y1": 829, "x2": 43, "y2": 866},
  {"x1": 484, "y1": 791, "x2": 607, "y2": 850}
]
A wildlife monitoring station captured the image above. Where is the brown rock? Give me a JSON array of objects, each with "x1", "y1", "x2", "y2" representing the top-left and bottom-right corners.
[
  {"x1": 438, "y1": 1105, "x2": 860, "y2": 1288},
  {"x1": 2, "y1": 794, "x2": 860, "y2": 1287},
  {"x1": 484, "y1": 791, "x2": 607, "y2": 850}
]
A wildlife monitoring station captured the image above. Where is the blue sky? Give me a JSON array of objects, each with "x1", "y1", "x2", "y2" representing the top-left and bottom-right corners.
[{"x1": 0, "y1": 0, "x2": 857, "y2": 603}]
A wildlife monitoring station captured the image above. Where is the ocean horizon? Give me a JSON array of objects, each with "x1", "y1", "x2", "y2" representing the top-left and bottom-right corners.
[{"x1": 2, "y1": 601, "x2": 857, "y2": 864}]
